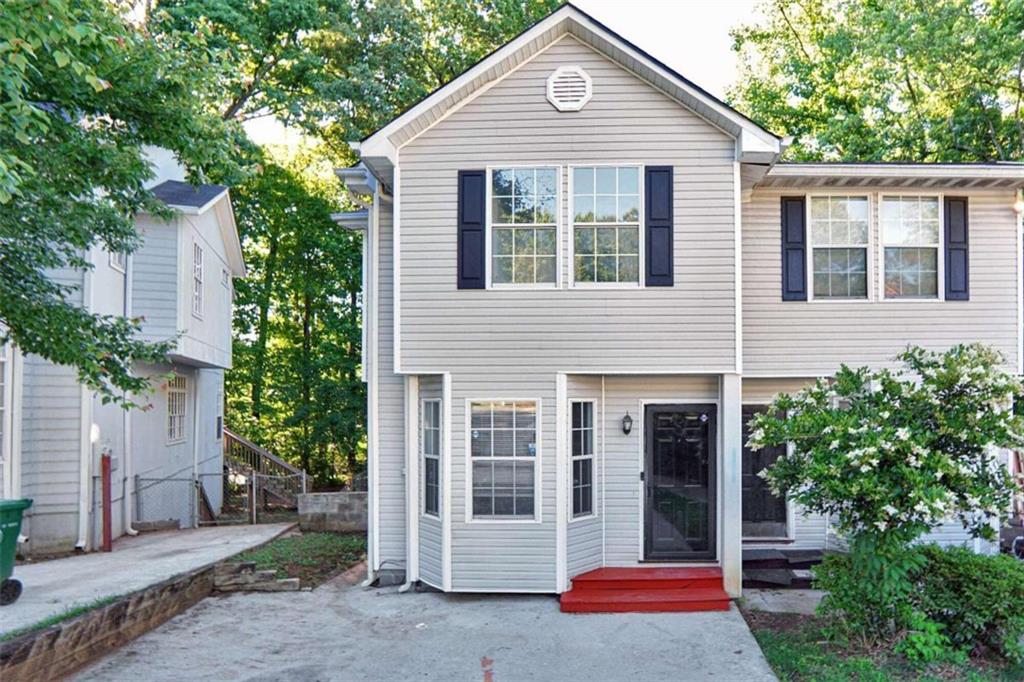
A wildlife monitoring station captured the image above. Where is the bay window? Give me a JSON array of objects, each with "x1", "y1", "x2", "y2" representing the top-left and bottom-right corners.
[
  {"x1": 572, "y1": 165, "x2": 641, "y2": 284},
  {"x1": 882, "y1": 196, "x2": 940, "y2": 299},
  {"x1": 809, "y1": 196, "x2": 869, "y2": 299},
  {"x1": 470, "y1": 400, "x2": 537, "y2": 519},
  {"x1": 490, "y1": 168, "x2": 558, "y2": 286}
]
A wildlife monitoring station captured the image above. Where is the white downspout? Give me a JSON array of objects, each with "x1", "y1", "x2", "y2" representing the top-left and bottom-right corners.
[
  {"x1": 76, "y1": 254, "x2": 96, "y2": 550},
  {"x1": 123, "y1": 254, "x2": 138, "y2": 536},
  {"x1": 191, "y1": 369, "x2": 200, "y2": 528}
]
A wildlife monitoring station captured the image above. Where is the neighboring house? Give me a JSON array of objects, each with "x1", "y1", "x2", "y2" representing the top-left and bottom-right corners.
[
  {"x1": 0, "y1": 150, "x2": 245, "y2": 555},
  {"x1": 339, "y1": 3, "x2": 1024, "y2": 599}
]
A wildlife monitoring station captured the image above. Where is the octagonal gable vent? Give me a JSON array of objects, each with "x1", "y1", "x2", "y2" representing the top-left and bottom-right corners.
[{"x1": 546, "y1": 66, "x2": 592, "y2": 112}]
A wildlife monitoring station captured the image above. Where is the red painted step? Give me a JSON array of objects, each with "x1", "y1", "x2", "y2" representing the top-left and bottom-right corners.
[
  {"x1": 560, "y1": 587, "x2": 731, "y2": 613},
  {"x1": 560, "y1": 567, "x2": 730, "y2": 613},
  {"x1": 570, "y1": 567, "x2": 723, "y2": 591}
]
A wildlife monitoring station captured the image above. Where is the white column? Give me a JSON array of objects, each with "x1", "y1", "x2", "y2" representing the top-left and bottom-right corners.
[
  {"x1": 720, "y1": 372, "x2": 743, "y2": 597},
  {"x1": 555, "y1": 373, "x2": 568, "y2": 593}
]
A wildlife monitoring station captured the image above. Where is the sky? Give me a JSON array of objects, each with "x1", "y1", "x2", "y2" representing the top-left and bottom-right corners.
[{"x1": 244, "y1": 0, "x2": 763, "y2": 144}]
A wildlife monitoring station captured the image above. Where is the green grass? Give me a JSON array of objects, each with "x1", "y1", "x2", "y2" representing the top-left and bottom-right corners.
[
  {"x1": 232, "y1": 532, "x2": 366, "y2": 586},
  {"x1": 0, "y1": 593, "x2": 126, "y2": 642},
  {"x1": 745, "y1": 611, "x2": 1024, "y2": 682}
]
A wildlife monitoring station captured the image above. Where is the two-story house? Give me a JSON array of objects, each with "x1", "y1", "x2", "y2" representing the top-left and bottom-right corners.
[
  {"x1": 337, "y1": 4, "x2": 1024, "y2": 608},
  {"x1": 0, "y1": 149, "x2": 245, "y2": 555}
]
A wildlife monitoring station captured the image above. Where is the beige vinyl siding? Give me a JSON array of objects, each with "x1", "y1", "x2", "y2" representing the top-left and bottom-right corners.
[
  {"x1": 418, "y1": 375, "x2": 444, "y2": 588},
  {"x1": 567, "y1": 375, "x2": 602, "y2": 578},
  {"x1": 603, "y1": 375, "x2": 719, "y2": 566},
  {"x1": 376, "y1": 203, "x2": 407, "y2": 571},
  {"x1": 449, "y1": 371, "x2": 556, "y2": 592},
  {"x1": 398, "y1": 36, "x2": 738, "y2": 375},
  {"x1": 744, "y1": 189, "x2": 1020, "y2": 375}
]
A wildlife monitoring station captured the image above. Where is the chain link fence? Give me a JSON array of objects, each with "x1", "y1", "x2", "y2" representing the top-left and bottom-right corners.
[{"x1": 136, "y1": 476, "x2": 197, "y2": 529}]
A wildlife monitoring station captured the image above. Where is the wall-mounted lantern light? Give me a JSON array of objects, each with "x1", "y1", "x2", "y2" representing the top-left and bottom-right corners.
[{"x1": 622, "y1": 412, "x2": 633, "y2": 435}]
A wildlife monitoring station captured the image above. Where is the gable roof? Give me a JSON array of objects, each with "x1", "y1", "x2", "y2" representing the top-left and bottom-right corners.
[
  {"x1": 151, "y1": 180, "x2": 229, "y2": 212},
  {"x1": 355, "y1": 3, "x2": 782, "y2": 189},
  {"x1": 149, "y1": 180, "x2": 246, "y2": 277}
]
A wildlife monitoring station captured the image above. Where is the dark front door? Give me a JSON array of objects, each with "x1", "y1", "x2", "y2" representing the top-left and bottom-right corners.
[
  {"x1": 644, "y1": 404, "x2": 716, "y2": 561},
  {"x1": 742, "y1": 405, "x2": 788, "y2": 538}
]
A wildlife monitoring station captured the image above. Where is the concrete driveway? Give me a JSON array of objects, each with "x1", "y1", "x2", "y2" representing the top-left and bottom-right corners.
[{"x1": 74, "y1": 573, "x2": 776, "y2": 681}]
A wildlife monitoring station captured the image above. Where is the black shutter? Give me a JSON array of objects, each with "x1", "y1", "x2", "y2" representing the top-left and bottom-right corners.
[
  {"x1": 457, "y1": 170, "x2": 486, "y2": 289},
  {"x1": 781, "y1": 196, "x2": 807, "y2": 301},
  {"x1": 644, "y1": 166, "x2": 673, "y2": 286},
  {"x1": 944, "y1": 196, "x2": 969, "y2": 301}
]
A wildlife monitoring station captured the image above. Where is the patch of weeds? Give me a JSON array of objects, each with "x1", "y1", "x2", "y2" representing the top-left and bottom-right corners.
[
  {"x1": 742, "y1": 608, "x2": 1024, "y2": 682},
  {"x1": 0, "y1": 593, "x2": 126, "y2": 642},
  {"x1": 232, "y1": 532, "x2": 365, "y2": 587}
]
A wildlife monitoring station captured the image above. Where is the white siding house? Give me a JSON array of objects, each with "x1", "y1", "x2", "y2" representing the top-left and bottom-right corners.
[
  {"x1": 340, "y1": 4, "x2": 1024, "y2": 597},
  {"x1": 0, "y1": 153, "x2": 244, "y2": 555}
]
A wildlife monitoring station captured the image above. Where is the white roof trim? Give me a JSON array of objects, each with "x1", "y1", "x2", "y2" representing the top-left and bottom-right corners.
[
  {"x1": 213, "y1": 193, "x2": 246, "y2": 277},
  {"x1": 759, "y1": 163, "x2": 1024, "y2": 190},
  {"x1": 358, "y1": 4, "x2": 780, "y2": 164}
]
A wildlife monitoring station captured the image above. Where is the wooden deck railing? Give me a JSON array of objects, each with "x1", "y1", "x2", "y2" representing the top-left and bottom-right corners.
[{"x1": 223, "y1": 428, "x2": 308, "y2": 498}]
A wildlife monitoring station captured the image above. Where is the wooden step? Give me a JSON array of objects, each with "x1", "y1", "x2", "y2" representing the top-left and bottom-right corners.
[
  {"x1": 570, "y1": 567, "x2": 723, "y2": 591},
  {"x1": 560, "y1": 587, "x2": 731, "y2": 613}
]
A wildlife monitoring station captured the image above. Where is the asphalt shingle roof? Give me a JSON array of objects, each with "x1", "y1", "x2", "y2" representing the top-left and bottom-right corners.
[{"x1": 150, "y1": 180, "x2": 227, "y2": 209}]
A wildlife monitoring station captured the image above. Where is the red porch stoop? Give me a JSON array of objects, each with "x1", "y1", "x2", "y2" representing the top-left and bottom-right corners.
[{"x1": 559, "y1": 567, "x2": 731, "y2": 614}]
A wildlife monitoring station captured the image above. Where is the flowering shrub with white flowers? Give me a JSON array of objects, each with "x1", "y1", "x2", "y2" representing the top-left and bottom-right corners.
[{"x1": 747, "y1": 344, "x2": 1024, "y2": 644}]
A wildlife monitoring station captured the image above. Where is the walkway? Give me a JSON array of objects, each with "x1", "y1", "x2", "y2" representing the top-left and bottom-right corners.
[
  {"x1": 74, "y1": 570, "x2": 777, "y2": 681},
  {"x1": 3, "y1": 524, "x2": 292, "y2": 635}
]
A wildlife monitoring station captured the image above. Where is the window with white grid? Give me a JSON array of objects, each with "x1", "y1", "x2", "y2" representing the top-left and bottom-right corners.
[
  {"x1": 809, "y1": 196, "x2": 869, "y2": 299},
  {"x1": 882, "y1": 196, "x2": 941, "y2": 299},
  {"x1": 167, "y1": 375, "x2": 187, "y2": 443},
  {"x1": 571, "y1": 401, "x2": 595, "y2": 519},
  {"x1": 422, "y1": 400, "x2": 441, "y2": 517},
  {"x1": 470, "y1": 401, "x2": 537, "y2": 519},
  {"x1": 192, "y1": 243, "x2": 204, "y2": 317},
  {"x1": 109, "y1": 250, "x2": 126, "y2": 272},
  {"x1": 489, "y1": 168, "x2": 559, "y2": 286},
  {"x1": 572, "y1": 165, "x2": 641, "y2": 284}
]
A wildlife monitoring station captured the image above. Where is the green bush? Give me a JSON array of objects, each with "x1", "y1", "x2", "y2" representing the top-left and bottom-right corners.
[{"x1": 914, "y1": 545, "x2": 1024, "y2": 663}]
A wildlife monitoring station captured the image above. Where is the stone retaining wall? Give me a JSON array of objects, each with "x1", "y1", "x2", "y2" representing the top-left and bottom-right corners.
[{"x1": 297, "y1": 492, "x2": 367, "y2": 532}]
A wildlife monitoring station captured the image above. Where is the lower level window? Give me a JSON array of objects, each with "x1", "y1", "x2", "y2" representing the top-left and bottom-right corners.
[
  {"x1": 470, "y1": 400, "x2": 537, "y2": 519},
  {"x1": 167, "y1": 375, "x2": 187, "y2": 443},
  {"x1": 571, "y1": 401, "x2": 595, "y2": 518},
  {"x1": 422, "y1": 400, "x2": 441, "y2": 517}
]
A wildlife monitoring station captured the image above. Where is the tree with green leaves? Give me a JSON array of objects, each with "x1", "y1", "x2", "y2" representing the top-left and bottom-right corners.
[
  {"x1": 730, "y1": 0, "x2": 1024, "y2": 161},
  {"x1": 0, "y1": 0, "x2": 242, "y2": 405},
  {"x1": 748, "y1": 344, "x2": 1023, "y2": 641}
]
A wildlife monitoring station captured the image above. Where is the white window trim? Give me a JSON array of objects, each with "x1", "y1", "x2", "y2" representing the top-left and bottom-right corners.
[
  {"x1": 109, "y1": 250, "x2": 126, "y2": 273},
  {"x1": 191, "y1": 242, "x2": 204, "y2": 319},
  {"x1": 215, "y1": 388, "x2": 224, "y2": 441},
  {"x1": 167, "y1": 375, "x2": 187, "y2": 445},
  {"x1": 805, "y1": 193, "x2": 873, "y2": 302},
  {"x1": 421, "y1": 398, "x2": 442, "y2": 518},
  {"x1": 485, "y1": 165, "x2": 562, "y2": 290},
  {"x1": 568, "y1": 163, "x2": 645, "y2": 289},
  {"x1": 463, "y1": 398, "x2": 543, "y2": 524},
  {"x1": 221, "y1": 268, "x2": 231, "y2": 288},
  {"x1": 878, "y1": 192, "x2": 945, "y2": 302},
  {"x1": 568, "y1": 399, "x2": 597, "y2": 523}
]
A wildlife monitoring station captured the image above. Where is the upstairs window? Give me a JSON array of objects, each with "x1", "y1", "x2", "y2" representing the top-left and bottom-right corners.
[
  {"x1": 882, "y1": 196, "x2": 940, "y2": 299},
  {"x1": 167, "y1": 375, "x2": 187, "y2": 443},
  {"x1": 192, "y1": 242, "x2": 204, "y2": 317},
  {"x1": 422, "y1": 400, "x2": 441, "y2": 517},
  {"x1": 109, "y1": 250, "x2": 126, "y2": 272},
  {"x1": 571, "y1": 401, "x2": 595, "y2": 519},
  {"x1": 809, "y1": 196, "x2": 869, "y2": 299},
  {"x1": 572, "y1": 166, "x2": 641, "y2": 285},
  {"x1": 490, "y1": 167, "x2": 558, "y2": 286},
  {"x1": 470, "y1": 400, "x2": 537, "y2": 519}
]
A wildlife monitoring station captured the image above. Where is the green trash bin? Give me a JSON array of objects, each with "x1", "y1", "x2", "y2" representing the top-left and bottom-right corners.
[{"x1": 0, "y1": 498, "x2": 32, "y2": 606}]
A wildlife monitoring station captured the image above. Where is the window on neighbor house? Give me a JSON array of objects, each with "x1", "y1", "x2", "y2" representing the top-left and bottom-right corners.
[
  {"x1": 571, "y1": 401, "x2": 595, "y2": 518},
  {"x1": 216, "y1": 389, "x2": 224, "y2": 441},
  {"x1": 0, "y1": 345, "x2": 7, "y2": 463},
  {"x1": 809, "y1": 196, "x2": 869, "y2": 299},
  {"x1": 109, "y1": 250, "x2": 126, "y2": 272},
  {"x1": 572, "y1": 166, "x2": 641, "y2": 285},
  {"x1": 490, "y1": 167, "x2": 558, "y2": 286},
  {"x1": 221, "y1": 268, "x2": 230, "y2": 289},
  {"x1": 882, "y1": 196, "x2": 940, "y2": 299},
  {"x1": 422, "y1": 400, "x2": 441, "y2": 517},
  {"x1": 470, "y1": 400, "x2": 537, "y2": 519},
  {"x1": 167, "y1": 375, "x2": 187, "y2": 443},
  {"x1": 192, "y1": 243, "x2": 204, "y2": 317}
]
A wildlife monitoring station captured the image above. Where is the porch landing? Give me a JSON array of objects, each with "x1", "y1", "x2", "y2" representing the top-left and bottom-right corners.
[{"x1": 560, "y1": 567, "x2": 731, "y2": 613}]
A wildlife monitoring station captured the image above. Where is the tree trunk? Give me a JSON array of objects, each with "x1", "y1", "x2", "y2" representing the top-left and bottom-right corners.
[{"x1": 251, "y1": 237, "x2": 279, "y2": 418}]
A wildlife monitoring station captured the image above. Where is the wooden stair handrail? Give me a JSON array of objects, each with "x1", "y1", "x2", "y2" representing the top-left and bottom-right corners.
[{"x1": 224, "y1": 428, "x2": 303, "y2": 476}]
